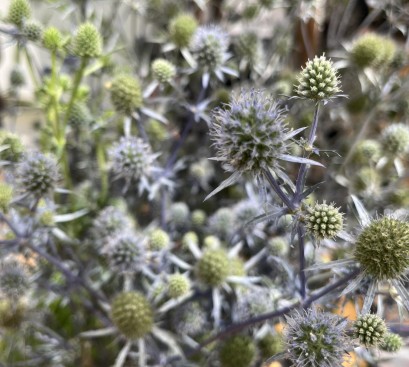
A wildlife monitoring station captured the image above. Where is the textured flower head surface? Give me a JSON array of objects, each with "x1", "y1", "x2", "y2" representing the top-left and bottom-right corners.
[
  {"x1": 295, "y1": 54, "x2": 341, "y2": 101},
  {"x1": 92, "y1": 206, "x2": 133, "y2": 242},
  {"x1": 284, "y1": 308, "x2": 350, "y2": 367}
]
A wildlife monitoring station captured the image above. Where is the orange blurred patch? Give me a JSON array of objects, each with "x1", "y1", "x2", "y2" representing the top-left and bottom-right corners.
[
  {"x1": 334, "y1": 296, "x2": 362, "y2": 321},
  {"x1": 274, "y1": 322, "x2": 284, "y2": 334},
  {"x1": 342, "y1": 352, "x2": 367, "y2": 367}
]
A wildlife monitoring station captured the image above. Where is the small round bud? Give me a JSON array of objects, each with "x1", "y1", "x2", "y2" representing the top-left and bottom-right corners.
[
  {"x1": 168, "y1": 273, "x2": 190, "y2": 298},
  {"x1": 67, "y1": 102, "x2": 92, "y2": 126},
  {"x1": 172, "y1": 302, "x2": 207, "y2": 337},
  {"x1": 203, "y1": 235, "x2": 221, "y2": 249},
  {"x1": 196, "y1": 249, "x2": 229, "y2": 286},
  {"x1": 39, "y1": 210, "x2": 55, "y2": 227},
  {"x1": 295, "y1": 54, "x2": 341, "y2": 100},
  {"x1": 148, "y1": 228, "x2": 170, "y2": 251},
  {"x1": 22, "y1": 21, "x2": 43, "y2": 41},
  {"x1": 110, "y1": 74, "x2": 143, "y2": 114},
  {"x1": 169, "y1": 13, "x2": 198, "y2": 49},
  {"x1": 354, "y1": 139, "x2": 381, "y2": 165},
  {"x1": 354, "y1": 217, "x2": 409, "y2": 280},
  {"x1": 0, "y1": 131, "x2": 24, "y2": 162},
  {"x1": 168, "y1": 202, "x2": 190, "y2": 228},
  {"x1": 7, "y1": 0, "x2": 31, "y2": 28},
  {"x1": 43, "y1": 26, "x2": 63, "y2": 51},
  {"x1": 182, "y1": 231, "x2": 199, "y2": 248},
  {"x1": 381, "y1": 332, "x2": 404, "y2": 352},
  {"x1": 192, "y1": 209, "x2": 207, "y2": 227},
  {"x1": 305, "y1": 201, "x2": 344, "y2": 241},
  {"x1": 353, "y1": 314, "x2": 387, "y2": 347},
  {"x1": 0, "y1": 183, "x2": 13, "y2": 213},
  {"x1": 111, "y1": 292, "x2": 154, "y2": 339},
  {"x1": 92, "y1": 206, "x2": 133, "y2": 241},
  {"x1": 72, "y1": 23, "x2": 102, "y2": 58},
  {"x1": 381, "y1": 123, "x2": 409, "y2": 156},
  {"x1": 10, "y1": 68, "x2": 25, "y2": 88},
  {"x1": 219, "y1": 335, "x2": 256, "y2": 367},
  {"x1": 267, "y1": 236, "x2": 289, "y2": 257},
  {"x1": 0, "y1": 257, "x2": 29, "y2": 298},
  {"x1": 151, "y1": 58, "x2": 176, "y2": 84}
]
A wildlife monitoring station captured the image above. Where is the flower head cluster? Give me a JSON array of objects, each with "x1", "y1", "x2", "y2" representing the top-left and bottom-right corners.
[
  {"x1": 109, "y1": 136, "x2": 157, "y2": 183},
  {"x1": 353, "y1": 314, "x2": 387, "y2": 347},
  {"x1": 17, "y1": 152, "x2": 59, "y2": 197},
  {"x1": 72, "y1": 23, "x2": 102, "y2": 58},
  {"x1": 219, "y1": 335, "x2": 256, "y2": 367},
  {"x1": 295, "y1": 54, "x2": 341, "y2": 101},
  {"x1": 284, "y1": 308, "x2": 350, "y2": 367}
]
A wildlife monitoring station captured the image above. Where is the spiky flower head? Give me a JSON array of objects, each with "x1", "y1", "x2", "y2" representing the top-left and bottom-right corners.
[
  {"x1": 380, "y1": 332, "x2": 403, "y2": 352},
  {"x1": 353, "y1": 314, "x2": 387, "y2": 347},
  {"x1": 148, "y1": 228, "x2": 170, "y2": 251},
  {"x1": 23, "y1": 21, "x2": 43, "y2": 42},
  {"x1": 17, "y1": 152, "x2": 59, "y2": 197},
  {"x1": 168, "y1": 202, "x2": 190, "y2": 228},
  {"x1": 168, "y1": 273, "x2": 190, "y2": 298},
  {"x1": 209, "y1": 89, "x2": 294, "y2": 181},
  {"x1": 219, "y1": 335, "x2": 256, "y2": 367},
  {"x1": 106, "y1": 233, "x2": 145, "y2": 273},
  {"x1": 0, "y1": 183, "x2": 13, "y2": 213},
  {"x1": 354, "y1": 217, "x2": 409, "y2": 280},
  {"x1": 72, "y1": 23, "x2": 102, "y2": 58},
  {"x1": 350, "y1": 33, "x2": 396, "y2": 68},
  {"x1": 111, "y1": 291, "x2": 154, "y2": 339},
  {"x1": 235, "y1": 287, "x2": 279, "y2": 322},
  {"x1": 295, "y1": 54, "x2": 341, "y2": 101},
  {"x1": 228, "y1": 257, "x2": 246, "y2": 277},
  {"x1": 353, "y1": 139, "x2": 381, "y2": 165},
  {"x1": 151, "y1": 59, "x2": 176, "y2": 84},
  {"x1": 285, "y1": 308, "x2": 350, "y2": 367},
  {"x1": 381, "y1": 123, "x2": 409, "y2": 156},
  {"x1": 169, "y1": 13, "x2": 198, "y2": 48},
  {"x1": 43, "y1": 26, "x2": 63, "y2": 51},
  {"x1": 0, "y1": 131, "x2": 24, "y2": 162},
  {"x1": 110, "y1": 74, "x2": 143, "y2": 114},
  {"x1": 0, "y1": 256, "x2": 29, "y2": 299},
  {"x1": 191, "y1": 25, "x2": 229, "y2": 71},
  {"x1": 182, "y1": 231, "x2": 199, "y2": 248},
  {"x1": 196, "y1": 249, "x2": 229, "y2": 287},
  {"x1": 203, "y1": 235, "x2": 221, "y2": 249},
  {"x1": 7, "y1": 0, "x2": 31, "y2": 27},
  {"x1": 267, "y1": 236, "x2": 289, "y2": 257},
  {"x1": 304, "y1": 201, "x2": 344, "y2": 241},
  {"x1": 67, "y1": 102, "x2": 92, "y2": 126},
  {"x1": 92, "y1": 206, "x2": 133, "y2": 241},
  {"x1": 109, "y1": 136, "x2": 156, "y2": 182},
  {"x1": 209, "y1": 207, "x2": 236, "y2": 240}
]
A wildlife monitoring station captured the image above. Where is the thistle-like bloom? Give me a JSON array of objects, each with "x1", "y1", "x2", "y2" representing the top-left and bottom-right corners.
[
  {"x1": 72, "y1": 23, "x2": 102, "y2": 58},
  {"x1": 381, "y1": 332, "x2": 404, "y2": 352},
  {"x1": 0, "y1": 256, "x2": 29, "y2": 299},
  {"x1": 168, "y1": 13, "x2": 198, "y2": 49},
  {"x1": 92, "y1": 206, "x2": 134, "y2": 242},
  {"x1": 7, "y1": 0, "x2": 31, "y2": 28},
  {"x1": 381, "y1": 123, "x2": 409, "y2": 156},
  {"x1": 284, "y1": 308, "x2": 350, "y2": 367},
  {"x1": 295, "y1": 54, "x2": 341, "y2": 101},
  {"x1": 353, "y1": 314, "x2": 387, "y2": 347},
  {"x1": 110, "y1": 75, "x2": 143, "y2": 115},
  {"x1": 151, "y1": 58, "x2": 176, "y2": 84},
  {"x1": 309, "y1": 195, "x2": 409, "y2": 315},
  {"x1": 207, "y1": 89, "x2": 310, "y2": 199}
]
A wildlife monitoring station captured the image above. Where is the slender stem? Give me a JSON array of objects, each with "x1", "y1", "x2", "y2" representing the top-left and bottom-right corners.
[
  {"x1": 263, "y1": 169, "x2": 295, "y2": 210},
  {"x1": 96, "y1": 134, "x2": 108, "y2": 205},
  {"x1": 23, "y1": 46, "x2": 39, "y2": 88},
  {"x1": 134, "y1": 115, "x2": 149, "y2": 143},
  {"x1": 297, "y1": 224, "x2": 306, "y2": 300}
]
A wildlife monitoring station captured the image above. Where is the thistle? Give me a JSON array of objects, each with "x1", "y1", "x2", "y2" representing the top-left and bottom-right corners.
[
  {"x1": 0, "y1": 131, "x2": 24, "y2": 162},
  {"x1": 148, "y1": 228, "x2": 170, "y2": 251},
  {"x1": 381, "y1": 332, "x2": 404, "y2": 352},
  {"x1": 43, "y1": 26, "x2": 64, "y2": 51},
  {"x1": 92, "y1": 206, "x2": 133, "y2": 241},
  {"x1": 72, "y1": 23, "x2": 103, "y2": 58},
  {"x1": 208, "y1": 207, "x2": 236, "y2": 240},
  {"x1": 381, "y1": 123, "x2": 409, "y2": 156},
  {"x1": 168, "y1": 273, "x2": 190, "y2": 298},
  {"x1": 353, "y1": 314, "x2": 387, "y2": 347},
  {"x1": 168, "y1": 13, "x2": 198, "y2": 49},
  {"x1": 151, "y1": 59, "x2": 176, "y2": 84},
  {"x1": 110, "y1": 74, "x2": 143, "y2": 115},
  {"x1": 7, "y1": 0, "x2": 31, "y2": 28},
  {"x1": 23, "y1": 20, "x2": 43, "y2": 42},
  {"x1": 168, "y1": 202, "x2": 190, "y2": 228}
]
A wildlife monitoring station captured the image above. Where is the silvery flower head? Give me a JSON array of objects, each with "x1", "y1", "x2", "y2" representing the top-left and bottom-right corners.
[
  {"x1": 284, "y1": 308, "x2": 350, "y2": 367},
  {"x1": 109, "y1": 136, "x2": 158, "y2": 191},
  {"x1": 17, "y1": 152, "x2": 59, "y2": 198},
  {"x1": 92, "y1": 206, "x2": 134, "y2": 242},
  {"x1": 172, "y1": 301, "x2": 208, "y2": 337},
  {"x1": 0, "y1": 255, "x2": 30, "y2": 299}
]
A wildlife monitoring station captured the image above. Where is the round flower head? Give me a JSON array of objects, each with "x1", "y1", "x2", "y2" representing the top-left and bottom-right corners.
[
  {"x1": 381, "y1": 332, "x2": 404, "y2": 352},
  {"x1": 192, "y1": 209, "x2": 207, "y2": 227},
  {"x1": 285, "y1": 308, "x2": 350, "y2": 367},
  {"x1": 0, "y1": 131, "x2": 24, "y2": 162},
  {"x1": 182, "y1": 231, "x2": 199, "y2": 249},
  {"x1": 172, "y1": 301, "x2": 207, "y2": 336},
  {"x1": 109, "y1": 136, "x2": 156, "y2": 183},
  {"x1": 235, "y1": 32, "x2": 261, "y2": 66},
  {"x1": 208, "y1": 89, "x2": 300, "y2": 198},
  {"x1": 17, "y1": 152, "x2": 59, "y2": 197},
  {"x1": 295, "y1": 54, "x2": 341, "y2": 101},
  {"x1": 191, "y1": 25, "x2": 229, "y2": 71},
  {"x1": 110, "y1": 74, "x2": 143, "y2": 115},
  {"x1": 67, "y1": 102, "x2": 92, "y2": 126},
  {"x1": 151, "y1": 58, "x2": 176, "y2": 84},
  {"x1": 92, "y1": 206, "x2": 133, "y2": 241},
  {"x1": 43, "y1": 26, "x2": 63, "y2": 51},
  {"x1": 168, "y1": 273, "x2": 190, "y2": 298},
  {"x1": 353, "y1": 139, "x2": 381, "y2": 165},
  {"x1": 0, "y1": 256, "x2": 29, "y2": 299},
  {"x1": 258, "y1": 333, "x2": 284, "y2": 359},
  {"x1": 168, "y1": 202, "x2": 190, "y2": 228},
  {"x1": 72, "y1": 23, "x2": 102, "y2": 58},
  {"x1": 196, "y1": 249, "x2": 229, "y2": 287},
  {"x1": 208, "y1": 207, "x2": 236, "y2": 240},
  {"x1": 267, "y1": 236, "x2": 289, "y2": 257},
  {"x1": 23, "y1": 21, "x2": 43, "y2": 42},
  {"x1": 353, "y1": 314, "x2": 387, "y2": 347},
  {"x1": 354, "y1": 217, "x2": 409, "y2": 280},
  {"x1": 219, "y1": 335, "x2": 256, "y2": 367},
  {"x1": 0, "y1": 183, "x2": 13, "y2": 213},
  {"x1": 304, "y1": 201, "x2": 344, "y2": 241},
  {"x1": 169, "y1": 13, "x2": 198, "y2": 49},
  {"x1": 8, "y1": 0, "x2": 31, "y2": 28},
  {"x1": 111, "y1": 291, "x2": 154, "y2": 339},
  {"x1": 381, "y1": 123, "x2": 409, "y2": 156},
  {"x1": 148, "y1": 228, "x2": 170, "y2": 251}
]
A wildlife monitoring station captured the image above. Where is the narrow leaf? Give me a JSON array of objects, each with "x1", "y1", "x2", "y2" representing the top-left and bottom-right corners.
[
  {"x1": 278, "y1": 154, "x2": 325, "y2": 167},
  {"x1": 204, "y1": 171, "x2": 241, "y2": 201}
]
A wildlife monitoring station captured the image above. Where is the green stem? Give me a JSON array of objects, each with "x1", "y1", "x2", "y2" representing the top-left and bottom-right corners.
[
  {"x1": 23, "y1": 47, "x2": 39, "y2": 88},
  {"x1": 96, "y1": 135, "x2": 108, "y2": 205}
]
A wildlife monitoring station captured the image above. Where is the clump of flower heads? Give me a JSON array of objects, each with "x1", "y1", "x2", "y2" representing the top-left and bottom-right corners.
[
  {"x1": 169, "y1": 13, "x2": 198, "y2": 49},
  {"x1": 109, "y1": 136, "x2": 156, "y2": 183},
  {"x1": 191, "y1": 25, "x2": 229, "y2": 71},
  {"x1": 151, "y1": 59, "x2": 176, "y2": 84},
  {"x1": 111, "y1": 291, "x2": 154, "y2": 339},
  {"x1": 167, "y1": 273, "x2": 190, "y2": 298},
  {"x1": 110, "y1": 74, "x2": 143, "y2": 115},
  {"x1": 304, "y1": 201, "x2": 344, "y2": 241},
  {"x1": 72, "y1": 23, "x2": 102, "y2": 58},
  {"x1": 7, "y1": 0, "x2": 31, "y2": 28},
  {"x1": 353, "y1": 314, "x2": 387, "y2": 347},
  {"x1": 16, "y1": 152, "x2": 59, "y2": 197},
  {"x1": 196, "y1": 249, "x2": 229, "y2": 287},
  {"x1": 23, "y1": 20, "x2": 43, "y2": 42},
  {"x1": 354, "y1": 217, "x2": 409, "y2": 280},
  {"x1": 295, "y1": 54, "x2": 341, "y2": 101},
  {"x1": 209, "y1": 89, "x2": 294, "y2": 184},
  {"x1": 284, "y1": 308, "x2": 350, "y2": 367},
  {"x1": 380, "y1": 332, "x2": 404, "y2": 352},
  {"x1": 381, "y1": 123, "x2": 409, "y2": 156},
  {"x1": 42, "y1": 26, "x2": 63, "y2": 51},
  {"x1": 219, "y1": 335, "x2": 256, "y2": 367},
  {"x1": 172, "y1": 301, "x2": 207, "y2": 337}
]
